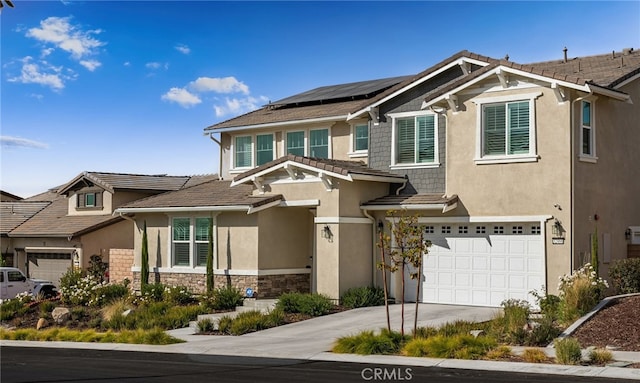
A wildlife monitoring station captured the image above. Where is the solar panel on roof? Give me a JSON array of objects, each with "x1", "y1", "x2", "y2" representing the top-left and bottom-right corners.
[{"x1": 272, "y1": 75, "x2": 412, "y2": 105}]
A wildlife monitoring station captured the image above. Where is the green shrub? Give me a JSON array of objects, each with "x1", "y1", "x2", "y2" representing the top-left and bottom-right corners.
[
  {"x1": 413, "y1": 326, "x2": 438, "y2": 339},
  {"x1": 438, "y1": 320, "x2": 488, "y2": 337},
  {"x1": 58, "y1": 268, "x2": 85, "y2": 293},
  {"x1": 229, "y1": 310, "x2": 267, "y2": 335},
  {"x1": 99, "y1": 283, "x2": 130, "y2": 304},
  {"x1": 402, "y1": 334, "x2": 497, "y2": 359},
  {"x1": 609, "y1": 258, "x2": 640, "y2": 294},
  {"x1": 197, "y1": 318, "x2": 215, "y2": 333},
  {"x1": 277, "y1": 292, "x2": 334, "y2": 316},
  {"x1": 263, "y1": 308, "x2": 285, "y2": 328},
  {"x1": 0, "y1": 327, "x2": 183, "y2": 345},
  {"x1": 558, "y1": 263, "x2": 608, "y2": 324},
  {"x1": 522, "y1": 348, "x2": 548, "y2": 363},
  {"x1": 501, "y1": 299, "x2": 530, "y2": 333},
  {"x1": 39, "y1": 300, "x2": 56, "y2": 317},
  {"x1": 217, "y1": 315, "x2": 233, "y2": 334},
  {"x1": 531, "y1": 289, "x2": 561, "y2": 321},
  {"x1": 525, "y1": 316, "x2": 561, "y2": 346},
  {"x1": 340, "y1": 286, "x2": 385, "y2": 308},
  {"x1": 104, "y1": 302, "x2": 206, "y2": 330},
  {"x1": 0, "y1": 297, "x2": 30, "y2": 321},
  {"x1": 203, "y1": 286, "x2": 244, "y2": 311},
  {"x1": 554, "y1": 338, "x2": 582, "y2": 365},
  {"x1": 140, "y1": 283, "x2": 166, "y2": 303},
  {"x1": 163, "y1": 285, "x2": 195, "y2": 305},
  {"x1": 333, "y1": 329, "x2": 406, "y2": 355}
]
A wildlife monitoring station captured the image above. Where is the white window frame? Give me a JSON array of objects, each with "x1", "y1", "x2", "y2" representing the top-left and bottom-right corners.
[
  {"x1": 473, "y1": 92, "x2": 541, "y2": 164},
  {"x1": 348, "y1": 122, "x2": 369, "y2": 158},
  {"x1": 168, "y1": 215, "x2": 216, "y2": 269},
  {"x1": 230, "y1": 133, "x2": 276, "y2": 171},
  {"x1": 389, "y1": 110, "x2": 440, "y2": 170},
  {"x1": 579, "y1": 98, "x2": 598, "y2": 163},
  {"x1": 284, "y1": 128, "x2": 332, "y2": 158}
]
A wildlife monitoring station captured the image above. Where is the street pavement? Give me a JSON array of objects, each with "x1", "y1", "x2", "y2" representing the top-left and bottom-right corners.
[{"x1": 2, "y1": 303, "x2": 639, "y2": 381}]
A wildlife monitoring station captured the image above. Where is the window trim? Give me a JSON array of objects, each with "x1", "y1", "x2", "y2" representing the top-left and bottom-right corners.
[
  {"x1": 284, "y1": 127, "x2": 332, "y2": 158},
  {"x1": 579, "y1": 98, "x2": 598, "y2": 163},
  {"x1": 389, "y1": 110, "x2": 440, "y2": 170},
  {"x1": 348, "y1": 122, "x2": 369, "y2": 158},
  {"x1": 168, "y1": 215, "x2": 216, "y2": 269},
  {"x1": 473, "y1": 92, "x2": 541, "y2": 164},
  {"x1": 231, "y1": 133, "x2": 276, "y2": 170}
]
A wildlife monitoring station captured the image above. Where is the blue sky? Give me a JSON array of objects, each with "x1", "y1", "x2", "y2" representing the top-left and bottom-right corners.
[{"x1": 1, "y1": 1, "x2": 639, "y2": 197}]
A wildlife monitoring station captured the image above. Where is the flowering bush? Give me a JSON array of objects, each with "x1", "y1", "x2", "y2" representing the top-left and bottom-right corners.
[
  {"x1": 59, "y1": 275, "x2": 129, "y2": 307},
  {"x1": 557, "y1": 263, "x2": 608, "y2": 324}
]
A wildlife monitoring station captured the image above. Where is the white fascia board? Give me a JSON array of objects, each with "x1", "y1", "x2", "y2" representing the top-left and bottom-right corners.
[
  {"x1": 614, "y1": 73, "x2": 640, "y2": 90},
  {"x1": 24, "y1": 246, "x2": 77, "y2": 253},
  {"x1": 204, "y1": 115, "x2": 348, "y2": 134},
  {"x1": 114, "y1": 206, "x2": 250, "y2": 214},
  {"x1": 414, "y1": 215, "x2": 553, "y2": 223},
  {"x1": 360, "y1": 204, "x2": 448, "y2": 211},
  {"x1": 247, "y1": 199, "x2": 281, "y2": 214},
  {"x1": 350, "y1": 174, "x2": 407, "y2": 183},
  {"x1": 421, "y1": 65, "x2": 598, "y2": 110},
  {"x1": 348, "y1": 57, "x2": 491, "y2": 121},
  {"x1": 586, "y1": 83, "x2": 631, "y2": 103},
  {"x1": 279, "y1": 199, "x2": 320, "y2": 207}
]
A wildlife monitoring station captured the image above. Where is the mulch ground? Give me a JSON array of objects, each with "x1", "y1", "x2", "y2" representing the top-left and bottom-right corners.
[{"x1": 571, "y1": 295, "x2": 640, "y2": 351}]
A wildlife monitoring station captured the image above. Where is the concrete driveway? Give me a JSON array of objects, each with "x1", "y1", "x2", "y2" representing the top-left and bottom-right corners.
[{"x1": 165, "y1": 303, "x2": 498, "y2": 359}]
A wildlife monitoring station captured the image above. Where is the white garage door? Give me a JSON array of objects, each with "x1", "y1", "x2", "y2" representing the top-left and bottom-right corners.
[
  {"x1": 28, "y1": 253, "x2": 72, "y2": 287},
  {"x1": 419, "y1": 223, "x2": 545, "y2": 307}
]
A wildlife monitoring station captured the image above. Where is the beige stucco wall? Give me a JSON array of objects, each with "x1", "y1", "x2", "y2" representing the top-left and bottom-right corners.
[
  {"x1": 67, "y1": 191, "x2": 112, "y2": 216},
  {"x1": 215, "y1": 212, "x2": 259, "y2": 270},
  {"x1": 257, "y1": 207, "x2": 310, "y2": 269},
  {"x1": 445, "y1": 84, "x2": 573, "y2": 294},
  {"x1": 80, "y1": 219, "x2": 133, "y2": 268},
  {"x1": 572, "y1": 80, "x2": 640, "y2": 281}
]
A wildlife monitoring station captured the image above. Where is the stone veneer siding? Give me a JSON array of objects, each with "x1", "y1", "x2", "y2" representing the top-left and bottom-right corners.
[
  {"x1": 108, "y1": 248, "x2": 134, "y2": 283},
  {"x1": 131, "y1": 271, "x2": 310, "y2": 298}
]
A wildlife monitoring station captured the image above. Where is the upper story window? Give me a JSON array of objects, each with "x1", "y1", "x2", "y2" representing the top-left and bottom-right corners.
[
  {"x1": 171, "y1": 216, "x2": 212, "y2": 268},
  {"x1": 474, "y1": 92, "x2": 541, "y2": 164},
  {"x1": 390, "y1": 111, "x2": 439, "y2": 169},
  {"x1": 233, "y1": 133, "x2": 275, "y2": 169},
  {"x1": 286, "y1": 128, "x2": 330, "y2": 159},
  {"x1": 77, "y1": 191, "x2": 103, "y2": 209},
  {"x1": 580, "y1": 100, "x2": 597, "y2": 162}
]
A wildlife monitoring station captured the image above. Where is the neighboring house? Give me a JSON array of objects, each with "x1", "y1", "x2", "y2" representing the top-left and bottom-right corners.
[
  {"x1": 118, "y1": 48, "x2": 640, "y2": 306},
  {"x1": 1, "y1": 199, "x2": 50, "y2": 267},
  {"x1": 1, "y1": 190, "x2": 23, "y2": 202},
  {"x1": 5, "y1": 172, "x2": 216, "y2": 286}
]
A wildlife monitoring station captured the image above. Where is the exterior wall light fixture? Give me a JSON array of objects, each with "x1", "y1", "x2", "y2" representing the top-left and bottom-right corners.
[{"x1": 321, "y1": 224, "x2": 333, "y2": 242}]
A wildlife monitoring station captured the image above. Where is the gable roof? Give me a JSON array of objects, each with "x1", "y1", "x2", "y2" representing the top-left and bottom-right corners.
[
  {"x1": 8, "y1": 197, "x2": 123, "y2": 238},
  {"x1": 1, "y1": 190, "x2": 23, "y2": 201},
  {"x1": 57, "y1": 171, "x2": 196, "y2": 195},
  {"x1": 231, "y1": 154, "x2": 407, "y2": 187},
  {"x1": 115, "y1": 180, "x2": 282, "y2": 214},
  {"x1": 0, "y1": 201, "x2": 51, "y2": 235}
]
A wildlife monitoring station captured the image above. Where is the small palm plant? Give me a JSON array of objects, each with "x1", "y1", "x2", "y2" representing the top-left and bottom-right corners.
[{"x1": 1, "y1": 1, "x2": 15, "y2": 9}]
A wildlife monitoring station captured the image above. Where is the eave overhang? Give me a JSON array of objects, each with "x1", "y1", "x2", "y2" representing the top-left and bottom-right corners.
[
  {"x1": 348, "y1": 56, "x2": 492, "y2": 121},
  {"x1": 204, "y1": 114, "x2": 349, "y2": 134}
]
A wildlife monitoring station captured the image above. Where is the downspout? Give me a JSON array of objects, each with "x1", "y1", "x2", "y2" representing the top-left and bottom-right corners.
[
  {"x1": 209, "y1": 133, "x2": 223, "y2": 180},
  {"x1": 363, "y1": 209, "x2": 377, "y2": 286},
  {"x1": 395, "y1": 175, "x2": 409, "y2": 195}
]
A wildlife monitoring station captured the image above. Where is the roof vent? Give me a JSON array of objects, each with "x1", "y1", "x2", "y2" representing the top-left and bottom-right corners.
[
  {"x1": 563, "y1": 47, "x2": 568, "y2": 63},
  {"x1": 623, "y1": 47, "x2": 634, "y2": 55},
  {"x1": 504, "y1": 54, "x2": 509, "y2": 61}
]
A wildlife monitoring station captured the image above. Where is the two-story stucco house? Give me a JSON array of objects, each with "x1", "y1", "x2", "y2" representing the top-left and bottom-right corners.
[
  {"x1": 117, "y1": 49, "x2": 640, "y2": 306},
  {"x1": 4, "y1": 172, "x2": 215, "y2": 285}
]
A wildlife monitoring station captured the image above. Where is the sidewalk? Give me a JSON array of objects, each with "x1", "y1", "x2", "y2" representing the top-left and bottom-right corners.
[{"x1": 3, "y1": 303, "x2": 640, "y2": 381}]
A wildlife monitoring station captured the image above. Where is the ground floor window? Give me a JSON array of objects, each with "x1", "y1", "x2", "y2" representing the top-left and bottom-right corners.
[{"x1": 171, "y1": 216, "x2": 213, "y2": 267}]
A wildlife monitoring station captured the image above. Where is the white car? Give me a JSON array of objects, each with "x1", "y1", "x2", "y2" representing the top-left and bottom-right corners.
[{"x1": 0, "y1": 267, "x2": 58, "y2": 300}]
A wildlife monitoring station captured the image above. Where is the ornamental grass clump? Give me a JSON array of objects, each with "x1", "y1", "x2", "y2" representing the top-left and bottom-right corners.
[
  {"x1": 402, "y1": 334, "x2": 497, "y2": 359},
  {"x1": 557, "y1": 263, "x2": 608, "y2": 324},
  {"x1": 554, "y1": 338, "x2": 582, "y2": 365},
  {"x1": 522, "y1": 348, "x2": 548, "y2": 363},
  {"x1": 333, "y1": 329, "x2": 407, "y2": 355}
]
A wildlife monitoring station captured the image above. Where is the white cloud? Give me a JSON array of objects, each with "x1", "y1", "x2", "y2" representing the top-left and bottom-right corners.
[
  {"x1": 189, "y1": 76, "x2": 249, "y2": 95},
  {"x1": 123, "y1": 61, "x2": 131, "y2": 67},
  {"x1": 175, "y1": 44, "x2": 190, "y2": 54},
  {"x1": 26, "y1": 16, "x2": 104, "y2": 60},
  {"x1": 1, "y1": 136, "x2": 49, "y2": 149},
  {"x1": 214, "y1": 96, "x2": 269, "y2": 117},
  {"x1": 79, "y1": 59, "x2": 101, "y2": 71},
  {"x1": 7, "y1": 57, "x2": 66, "y2": 91},
  {"x1": 161, "y1": 87, "x2": 201, "y2": 108},
  {"x1": 146, "y1": 61, "x2": 169, "y2": 70}
]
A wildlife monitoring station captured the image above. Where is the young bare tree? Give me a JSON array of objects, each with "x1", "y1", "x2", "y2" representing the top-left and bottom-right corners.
[{"x1": 378, "y1": 211, "x2": 430, "y2": 337}]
